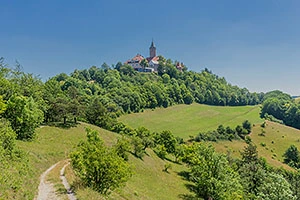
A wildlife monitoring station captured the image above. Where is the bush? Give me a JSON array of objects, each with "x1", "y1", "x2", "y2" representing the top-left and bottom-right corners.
[{"x1": 70, "y1": 128, "x2": 132, "y2": 194}]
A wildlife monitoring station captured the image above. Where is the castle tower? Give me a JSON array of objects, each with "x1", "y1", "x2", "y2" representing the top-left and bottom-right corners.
[{"x1": 149, "y1": 40, "x2": 156, "y2": 58}]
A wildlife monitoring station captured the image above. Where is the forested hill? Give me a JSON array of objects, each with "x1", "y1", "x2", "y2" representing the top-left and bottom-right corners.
[
  {"x1": 0, "y1": 57, "x2": 264, "y2": 137},
  {"x1": 50, "y1": 58, "x2": 263, "y2": 114}
]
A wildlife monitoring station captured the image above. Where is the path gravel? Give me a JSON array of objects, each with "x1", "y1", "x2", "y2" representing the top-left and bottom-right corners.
[
  {"x1": 36, "y1": 162, "x2": 60, "y2": 200},
  {"x1": 36, "y1": 161, "x2": 77, "y2": 200},
  {"x1": 60, "y1": 162, "x2": 77, "y2": 200}
]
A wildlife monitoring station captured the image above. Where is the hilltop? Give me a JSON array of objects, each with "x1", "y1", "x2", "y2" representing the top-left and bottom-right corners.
[{"x1": 2, "y1": 58, "x2": 300, "y2": 199}]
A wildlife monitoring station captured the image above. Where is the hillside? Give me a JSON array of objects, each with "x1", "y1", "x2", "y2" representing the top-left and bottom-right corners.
[
  {"x1": 214, "y1": 121, "x2": 300, "y2": 170},
  {"x1": 119, "y1": 103, "x2": 263, "y2": 139},
  {"x1": 119, "y1": 104, "x2": 300, "y2": 170},
  {"x1": 16, "y1": 123, "x2": 192, "y2": 200}
]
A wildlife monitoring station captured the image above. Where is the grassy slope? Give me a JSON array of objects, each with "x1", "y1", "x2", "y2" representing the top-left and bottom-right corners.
[
  {"x1": 119, "y1": 103, "x2": 263, "y2": 139},
  {"x1": 215, "y1": 121, "x2": 300, "y2": 170},
  {"x1": 17, "y1": 123, "x2": 191, "y2": 200},
  {"x1": 17, "y1": 123, "x2": 117, "y2": 199},
  {"x1": 120, "y1": 104, "x2": 300, "y2": 170}
]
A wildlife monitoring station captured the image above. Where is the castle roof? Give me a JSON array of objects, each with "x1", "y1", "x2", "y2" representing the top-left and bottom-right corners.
[
  {"x1": 125, "y1": 54, "x2": 145, "y2": 64},
  {"x1": 146, "y1": 56, "x2": 159, "y2": 63}
]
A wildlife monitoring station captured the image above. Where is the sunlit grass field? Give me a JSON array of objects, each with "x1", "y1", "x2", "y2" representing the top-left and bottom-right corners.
[
  {"x1": 14, "y1": 104, "x2": 300, "y2": 199},
  {"x1": 119, "y1": 104, "x2": 300, "y2": 170},
  {"x1": 213, "y1": 121, "x2": 300, "y2": 170},
  {"x1": 17, "y1": 123, "x2": 191, "y2": 200},
  {"x1": 119, "y1": 103, "x2": 263, "y2": 139}
]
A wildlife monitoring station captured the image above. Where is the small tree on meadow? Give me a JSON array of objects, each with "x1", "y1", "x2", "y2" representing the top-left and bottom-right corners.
[
  {"x1": 70, "y1": 128, "x2": 132, "y2": 194},
  {"x1": 242, "y1": 120, "x2": 252, "y2": 134},
  {"x1": 283, "y1": 145, "x2": 300, "y2": 168}
]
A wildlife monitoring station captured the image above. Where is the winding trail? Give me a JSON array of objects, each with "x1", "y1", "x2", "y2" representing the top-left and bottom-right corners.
[
  {"x1": 36, "y1": 162, "x2": 60, "y2": 200},
  {"x1": 36, "y1": 161, "x2": 76, "y2": 200},
  {"x1": 60, "y1": 162, "x2": 77, "y2": 200}
]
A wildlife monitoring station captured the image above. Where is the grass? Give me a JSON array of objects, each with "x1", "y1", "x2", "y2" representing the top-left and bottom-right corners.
[
  {"x1": 16, "y1": 122, "x2": 192, "y2": 200},
  {"x1": 119, "y1": 103, "x2": 263, "y2": 139},
  {"x1": 47, "y1": 160, "x2": 69, "y2": 200},
  {"x1": 15, "y1": 104, "x2": 300, "y2": 199},
  {"x1": 214, "y1": 121, "x2": 300, "y2": 170},
  {"x1": 16, "y1": 122, "x2": 118, "y2": 199},
  {"x1": 119, "y1": 104, "x2": 299, "y2": 170}
]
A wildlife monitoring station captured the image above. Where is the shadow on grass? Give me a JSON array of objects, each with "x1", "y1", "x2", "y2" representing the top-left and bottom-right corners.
[
  {"x1": 178, "y1": 193, "x2": 199, "y2": 200},
  {"x1": 178, "y1": 183, "x2": 199, "y2": 200},
  {"x1": 45, "y1": 122, "x2": 79, "y2": 129},
  {"x1": 177, "y1": 170, "x2": 190, "y2": 181},
  {"x1": 164, "y1": 156, "x2": 181, "y2": 164},
  {"x1": 129, "y1": 151, "x2": 144, "y2": 161},
  {"x1": 177, "y1": 171, "x2": 199, "y2": 200},
  {"x1": 57, "y1": 187, "x2": 67, "y2": 195}
]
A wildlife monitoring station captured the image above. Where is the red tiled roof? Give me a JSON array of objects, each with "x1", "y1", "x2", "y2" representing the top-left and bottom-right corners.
[
  {"x1": 146, "y1": 56, "x2": 159, "y2": 62},
  {"x1": 125, "y1": 54, "x2": 145, "y2": 64}
]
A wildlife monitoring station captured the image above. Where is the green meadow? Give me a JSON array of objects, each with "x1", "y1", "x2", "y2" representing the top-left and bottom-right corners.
[
  {"x1": 215, "y1": 121, "x2": 300, "y2": 170},
  {"x1": 16, "y1": 123, "x2": 191, "y2": 200},
  {"x1": 119, "y1": 104, "x2": 263, "y2": 139},
  {"x1": 14, "y1": 104, "x2": 300, "y2": 199}
]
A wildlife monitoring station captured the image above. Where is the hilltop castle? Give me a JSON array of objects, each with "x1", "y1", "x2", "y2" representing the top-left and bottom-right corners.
[
  {"x1": 125, "y1": 41, "x2": 184, "y2": 72},
  {"x1": 125, "y1": 41, "x2": 160, "y2": 72}
]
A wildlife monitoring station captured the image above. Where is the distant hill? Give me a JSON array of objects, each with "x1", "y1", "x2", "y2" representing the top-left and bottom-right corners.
[
  {"x1": 119, "y1": 103, "x2": 263, "y2": 139},
  {"x1": 119, "y1": 104, "x2": 300, "y2": 170}
]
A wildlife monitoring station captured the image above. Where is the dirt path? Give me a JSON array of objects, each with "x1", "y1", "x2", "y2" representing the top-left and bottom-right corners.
[
  {"x1": 60, "y1": 162, "x2": 77, "y2": 200},
  {"x1": 36, "y1": 161, "x2": 76, "y2": 200},
  {"x1": 36, "y1": 162, "x2": 60, "y2": 200}
]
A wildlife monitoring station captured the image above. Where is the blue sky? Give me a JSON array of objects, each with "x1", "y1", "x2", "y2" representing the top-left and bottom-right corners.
[{"x1": 1, "y1": 0, "x2": 300, "y2": 95}]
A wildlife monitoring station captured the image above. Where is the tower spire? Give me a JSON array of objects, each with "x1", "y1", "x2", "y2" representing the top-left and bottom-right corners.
[{"x1": 149, "y1": 39, "x2": 156, "y2": 58}]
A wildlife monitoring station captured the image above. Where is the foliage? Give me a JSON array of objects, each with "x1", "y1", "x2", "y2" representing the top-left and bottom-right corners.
[
  {"x1": 194, "y1": 121, "x2": 251, "y2": 142},
  {"x1": 0, "y1": 95, "x2": 6, "y2": 115},
  {"x1": 70, "y1": 128, "x2": 132, "y2": 194},
  {"x1": 155, "y1": 130, "x2": 177, "y2": 154},
  {"x1": 261, "y1": 90, "x2": 300, "y2": 129},
  {"x1": 131, "y1": 136, "x2": 145, "y2": 159},
  {"x1": 283, "y1": 145, "x2": 300, "y2": 168},
  {"x1": 4, "y1": 95, "x2": 43, "y2": 140},
  {"x1": 113, "y1": 136, "x2": 131, "y2": 161},
  {"x1": 257, "y1": 172, "x2": 295, "y2": 200},
  {"x1": 0, "y1": 118, "x2": 31, "y2": 199},
  {"x1": 183, "y1": 143, "x2": 244, "y2": 199}
]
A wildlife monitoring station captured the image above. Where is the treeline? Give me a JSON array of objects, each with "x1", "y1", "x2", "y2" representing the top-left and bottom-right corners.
[
  {"x1": 0, "y1": 56, "x2": 265, "y2": 140},
  {"x1": 42, "y1": 57, "x2": 263, "y2": 128},
  {"x1": 261, "y1": 90, "x2": 300, "y2": 129},
  {"x1": 194, "y1": 120, "x2": 252, "y2": 142}
]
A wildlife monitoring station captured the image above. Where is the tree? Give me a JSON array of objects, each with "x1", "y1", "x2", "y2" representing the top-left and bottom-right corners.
[
  {"x1": 70, "y1": 128, "x2": 132, "y2": 194},
  {"x1": 257, "y1": 172, "x2": 295, "y2": 200},
  {"x1": 217, "y1": 125, "x2": 226, "y2": 135},
  {"x1": 5, "y1": 95, "x2": 43, "y2": 140},
  {"x1": 0, "y1": 118, "x2": 30, "y2": 199},
  {"x1": 155, "y1": 130, "x2": 177, "y2": 154},
  {"x1": 183, "y1": 143, "x2": 244, "y2": 199},
  {"x1": 86, "y1": 97, "x2": 115, "y2": 129},
  {"x1": 131, "y1": 136, "x2": 145, "y2": 159},
  {"x1": 0, "y1": 119, "x2": 17, "y2": 156},
  {"x1": 238, "y1": 143, "x2": 268, "y2": 198},
  {"x1": 242, "y1": 120, "x2": 252, "y2": 133},
  {"x1": 241, "y1": 142, "x2": 259, "y2": 164},
  {"x1": 283, "y1": 145, "x2": 300, "y2": 168},
  {"x1": 0, "y1": 95, "x2": 6, "y2": 115},
  {"x1": 113, "y1": 137, "x2": 131, "y2": 161},
  {"x1": 140, "y1": 59, "x2": 149, "y2": 72},
  {"x1": 135, "y1": 127, "x2": 154, "y2": 150}
]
